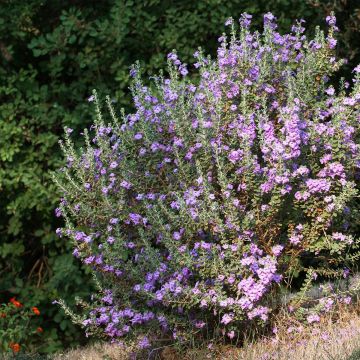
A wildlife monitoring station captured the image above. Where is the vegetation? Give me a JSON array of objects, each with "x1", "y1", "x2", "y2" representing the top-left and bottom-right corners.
[
  {"x1": 1, "y1": 0, "x2": 360, "y2": 354},
  {"x1": 55, "y1": 11, "x2": 360, "y2": 353},
  {"x1": 50, "y1": 299, "x2": 360, "y2": 359},
  {"x1": 0, "y1": 298, "x2": 43, "y2": 354}
]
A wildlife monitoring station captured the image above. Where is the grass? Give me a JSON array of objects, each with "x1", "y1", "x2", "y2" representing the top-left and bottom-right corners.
[
  {"x1": 3, "y1": 303, "x2": 360, "y2": 359},
  {"x1": 53, "y1": 302, "x2": 360, "y2": 359}
]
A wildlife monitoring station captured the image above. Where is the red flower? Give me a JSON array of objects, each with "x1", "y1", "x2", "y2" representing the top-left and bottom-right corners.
[
  {"x1": 0, "y1": 313, "x2": 6, "y2": 318},
  {"x1": 9, "y1": 297, "x2": 22, "y2": 308},
  {"x1": 31, "y1": 306, "x2": 40, "y2": 316},
  {"x1": 36, "y1": 327, "x2": 43, "y2": 333},
  {"x1": 9, "y1": 343, "x2": 20, "y2": 353}
]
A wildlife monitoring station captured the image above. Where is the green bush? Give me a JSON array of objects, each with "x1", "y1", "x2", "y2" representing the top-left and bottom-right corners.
[{"x1": 349, "y1": 348, "x2": 360, "y2": 360}]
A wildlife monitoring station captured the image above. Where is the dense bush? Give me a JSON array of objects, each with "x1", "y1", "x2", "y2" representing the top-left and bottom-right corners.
[
  {"x1": 1, "y1": 0, "x2": 360, "y2": 352},
  {"x1": 56, "y1": 13, "x2": 360, "y2": 349},
  {"x1": 1, "y1": 0, "x2": 315, "y2": 351}
]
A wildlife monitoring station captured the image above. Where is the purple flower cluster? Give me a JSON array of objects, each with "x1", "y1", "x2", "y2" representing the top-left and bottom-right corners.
[{"x1": 56, "y1": 12, "x2": 360, "y2": 348}]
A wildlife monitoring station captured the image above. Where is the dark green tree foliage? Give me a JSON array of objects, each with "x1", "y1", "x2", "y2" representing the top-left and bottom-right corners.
[
  {"x1": 0, "y1": 0, "x2": 358, "y2": 352},
  {"x1": 309, "y1": 0, "x2": 360, "y2": 75}
]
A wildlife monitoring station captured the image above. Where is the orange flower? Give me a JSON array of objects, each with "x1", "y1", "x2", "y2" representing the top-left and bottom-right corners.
[
  {"x1": 9, "y1": 343, "x2": 20, "y2": 353},
  {"x1": 32, "y1": 306, "x2": 40, "y2": 316},
  {"x1": 36, "y1": 326, "x2": 43, "y2": 333},
  {"x1": 9, "y1": 297, "x2": 22, "y2": 308}
]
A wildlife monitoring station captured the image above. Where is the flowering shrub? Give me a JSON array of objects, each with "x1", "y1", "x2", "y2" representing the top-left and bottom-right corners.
[
  {"x1": 0, "y1": 297, "x2": 43, "y2": 354},
  {"x1": 55, "y1": 13, "x2": 360, "y2": 348}
]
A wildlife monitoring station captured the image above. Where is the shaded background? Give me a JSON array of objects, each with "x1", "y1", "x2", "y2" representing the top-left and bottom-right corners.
[{"x1": 0, "y1": 0, "x2": 359, "y2": 353}]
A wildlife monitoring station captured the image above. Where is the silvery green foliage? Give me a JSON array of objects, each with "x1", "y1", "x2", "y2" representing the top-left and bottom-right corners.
[{"x1": 54, "y1": 13, "x2": 360, "y2": 347}]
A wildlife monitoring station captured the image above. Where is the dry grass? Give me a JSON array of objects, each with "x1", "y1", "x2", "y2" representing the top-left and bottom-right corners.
[
  {"x1": 52, "y1": 342, "x2": 133, "y2": 360},
  {"x1": 224, "y1": 314, "x2": 360, "y2": 360},
  {"x1": 53, "y1": 304, "x2": 360, "y2": 360}
]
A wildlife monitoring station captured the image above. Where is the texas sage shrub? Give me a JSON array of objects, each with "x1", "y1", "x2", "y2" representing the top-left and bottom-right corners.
[{"x1": 55, "y1": 13, "x2": 360, "y2": 348}]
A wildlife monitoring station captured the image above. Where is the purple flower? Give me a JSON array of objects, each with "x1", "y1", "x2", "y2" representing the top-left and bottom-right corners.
[
  {"x1": 307, "y1": 313, "x2": 320, "y2": 324},
  {"x1": 327, "y1": 37, "x2": 337, "y2": 49},
  {"x1": 195, "y1": 321, "x2": 206, "y2": 329},
  {"x1": 271, "y1": 245, "x2": 284, "y2": 257},
  {"x1": 225, "y1": 18, "x2": 233, "y2": 26},
  {"x1": 107, "y1": 236, "x2": 115, "y2": 244},
  {"x1": 326, "y1": 15, "x2": 336, "y2": 26},
  {"x1": 120, "y1": 180, "x2": 132, "y2": 189},
  {"x1": 239, "y1": 13, "x2": 252, "y2": 28},
  {"x1": 101, "y1": 290, "x2": 113, "y2": 304},
  {"x1": 227, "y1": 330, "x2": 235, "y2": 339},
  {"x1": 138, "y1": 336, "x2": 151, "y2": 349},
  {"x1": 228, "y1": 149, "x2": 243, "y2": 163},
  {"x1": 129, "y1": 67, "x2": 137, "y2": 78},
  {"x1": 306, "y1": 179, "x2": 331, "y2": 193},
  {"x1": 247, "y1": 306, "x2": 269, "y2": 321},
  {"x1": 289, "y1": 234, "x2": 302, "y2": 245},
  {"x1": 84, "y1": 256, "x2": 95, "y2": 264},
  {"x1": 221, "y1": 313, "x2": 233, "y2": 325},
  {"x1": 179, "y1": 65, "x2": 188, "y2": 76},
  {"x1": 325, "y1": 87, "x2": 335, "y2": 96},
  {"x1": 264, "y1": 12, "x2": 277, "y2": 29}
]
